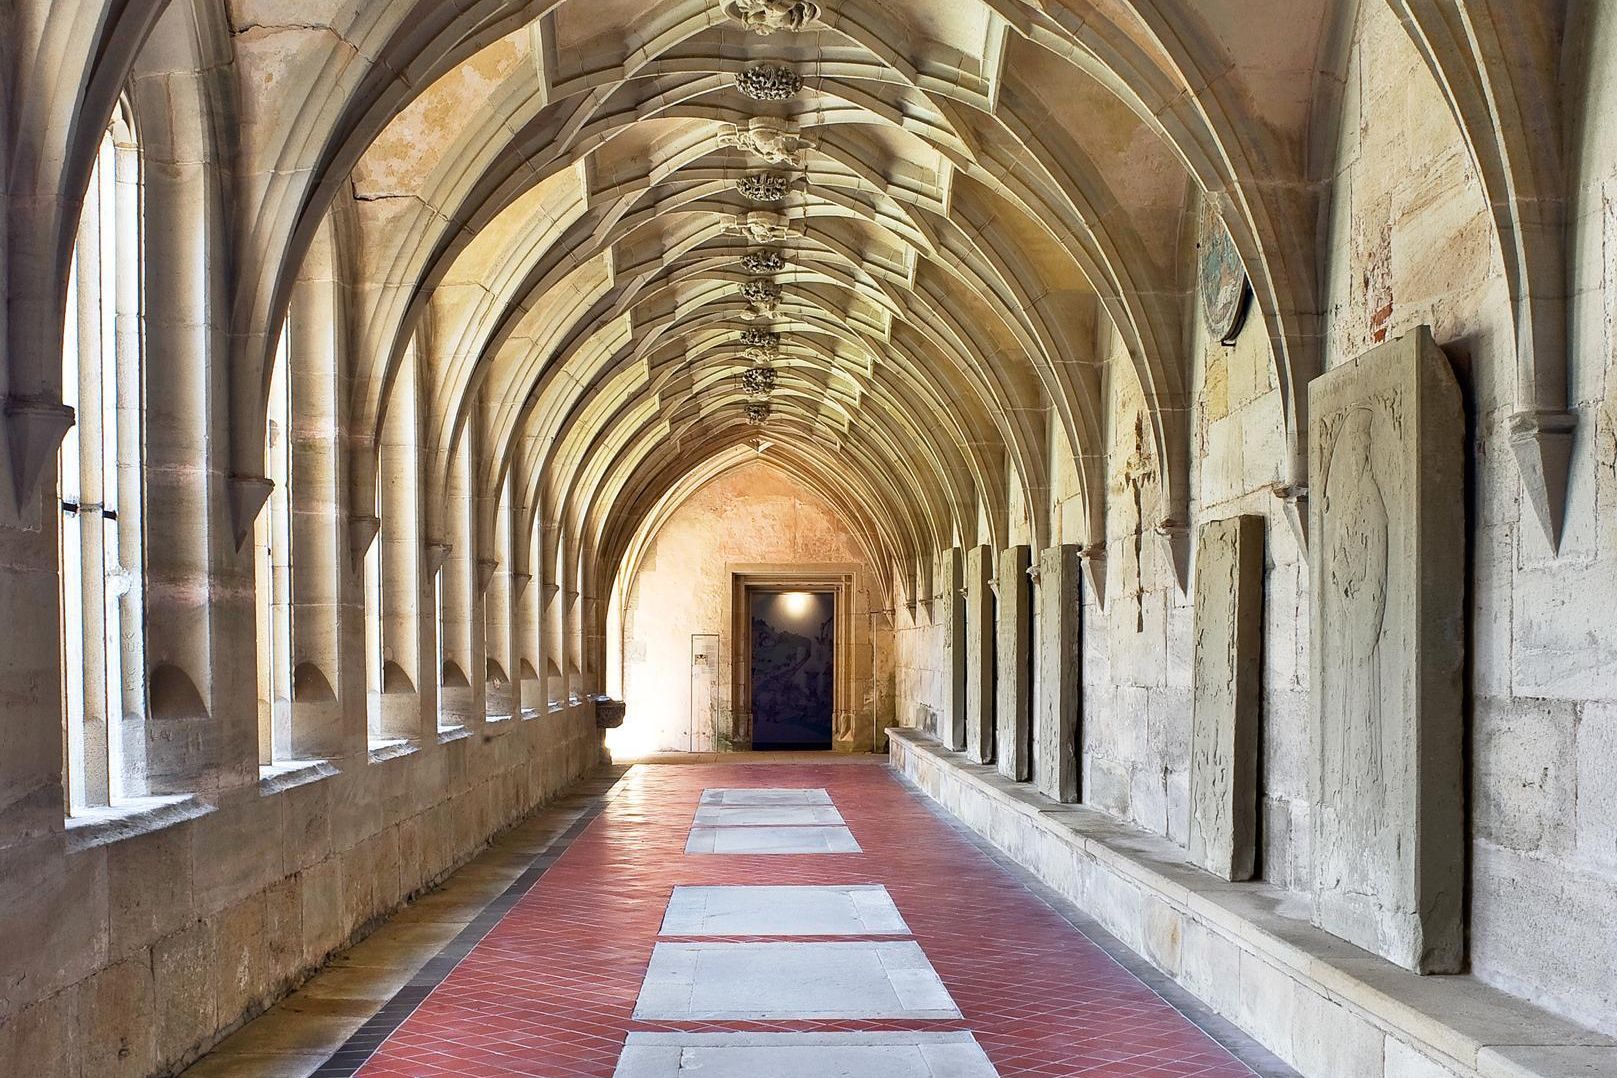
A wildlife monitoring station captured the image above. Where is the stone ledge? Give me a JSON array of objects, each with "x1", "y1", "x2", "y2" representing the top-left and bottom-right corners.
[
  {"x1": 888, "y1": 730, "x2": 1616, "y2": 1078},
  {"x1": 257, "y1": 758, "x2": 338, "y2": 795},
  {"x1": 63, "y1": 793, "x2": 208, "y2": 852},
  {"x1": 367, "y1": 738, "x2": 417, "y2": 763}
]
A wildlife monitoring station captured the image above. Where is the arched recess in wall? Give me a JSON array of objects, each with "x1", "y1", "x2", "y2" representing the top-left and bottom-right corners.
[
  {"x1": 53, "y1": 0, "x2": 240, "y2": 807},
  {"x1": 58, "y1": 94, "x2": 145, "y2": 812}
]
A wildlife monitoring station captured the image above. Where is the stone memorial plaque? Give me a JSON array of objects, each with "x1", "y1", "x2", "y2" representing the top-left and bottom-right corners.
[
  {"x1": 1189, "y1": 515, "x2": 1264, "y2": 880},
  {"x1": 1034, "y1": 545, "x2": 1080, "y2": 803},
  {"x1": 965, "y1": 545, "x2": 995, "y2": 764},
  {"x1": 1308, "y1": 325, "x2": 1464, "y2": 973},
  {"x1": 995, "y1": 546, "x2": 1032, "y2": 782},
  {"x1": 940, "y1": 547, "x2": 967, "y2": 751}
]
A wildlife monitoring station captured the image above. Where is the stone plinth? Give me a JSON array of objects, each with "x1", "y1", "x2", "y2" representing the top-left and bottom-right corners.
[
  {"x1": 964, "y1": 545, "x2": 994, "y2": 764},
  {"x1": 1307, "y1": 325, "x2": 1464, "y2": 974},
  {"x1": 1188, "y1": 515, "x2": 1264, "y2": 881},
  {"x1": 1034, "y1": 545, "x2": 1080, "y2": 804},
  {"x1": 994, "y1": 546, "x2": 1032, "y2": 782}
]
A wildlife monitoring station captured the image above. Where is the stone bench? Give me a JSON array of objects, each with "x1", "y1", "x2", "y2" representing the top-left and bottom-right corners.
[{"x1": 888, "y1": 729, "x2": 1615, "y2": 1078}]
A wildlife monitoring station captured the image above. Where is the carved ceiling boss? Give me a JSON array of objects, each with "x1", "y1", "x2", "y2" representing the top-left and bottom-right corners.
[
  {"x1": 741, "y1": 279, "x2": 783, "y2": 319},
  {"x1": 735, "y1": 63, "x2": 804, "y2": 101},
  {"x1": 720, "y1": 119, "x2": 812, "y2": 168},
  {"x1": 723, "y1": 0, "x2": 821, "y2": 35},
  {"x1": 725, "y1": 211, "x2": 792, "y2": 244},
  {"x1": 741, "y1": 366, "x2": 778, "y2": 398},
  {"x1": 742, "y1": 250, "x2": 787, "y2": 274}
]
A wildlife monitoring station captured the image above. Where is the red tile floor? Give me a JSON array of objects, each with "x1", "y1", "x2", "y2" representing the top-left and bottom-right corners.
[{"x1": 353, "y1": 763, "x2": 1269, "y2": 1077}]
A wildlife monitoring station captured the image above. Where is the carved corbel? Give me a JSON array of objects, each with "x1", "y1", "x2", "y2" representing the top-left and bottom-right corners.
[
  {"x1": 424, "y1": 542, "x2": 452, "y2": 577},
  {"x1": 1079, "y1": 542, "x2": 1107, "y2": 610},
  {"x1": 348, "y1": 514, "x2": 381, "y2": 573},
  {"x1": 511, "y1": 571, "x2": 533, "y2": 598},
  {"x1": 1510, "y1": 409, "x2": 1577, "y2": 553},
  {"x1": 1269, "y1": 481, "x2": 1309, "y2": 555},
  {"x1": 1, "y1": 395, "x2": 75, "y2": 520},
  {"x1": 227, "y1": 474, "x2": 275, "y2": 550},
  {"x1": 476, "y1": 556, "x2": 500, "y2": 593},
  {"x1": 1154, "y1": 517, "x2": 1190, "y2": 594}
]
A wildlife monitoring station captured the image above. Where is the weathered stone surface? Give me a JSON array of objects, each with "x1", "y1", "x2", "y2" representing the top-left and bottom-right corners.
[
  {"x1": 964, "y1": 545, "x2": 994, "y2": 764},
  {"x1": 78, "y1": 957, "x2": 156, "y2": 1078},
  {"x1": 153, "y1": 920, "x2": 215, "y2": 1063},
  {"x1": 1188, "y1": 515, "x2": 1264, "y2": 880},
  {"x1": 1033, "y1": 545, "x2": 1080, "y2": 803},
  {"x1": 894, "y1": 732, "x2": 1617, "y2": 1078},
  {"x1": 1307, "y1": 325, "x2": 1465, "y2": 973},
  {"x1": 0, "y1": 989, "x2": 79, "y2": 1078},
  {"x1": 940, "y1": 547, "x2": 967, "y2": 751},
  {"x1": 994, "y1": 546, "x2": 1032, "y2": 783}
]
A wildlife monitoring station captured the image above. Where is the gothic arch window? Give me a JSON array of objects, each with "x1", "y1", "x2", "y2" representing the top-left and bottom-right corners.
[{"x1": 59, "y1": 98, "x2": 145, "y2": 813}]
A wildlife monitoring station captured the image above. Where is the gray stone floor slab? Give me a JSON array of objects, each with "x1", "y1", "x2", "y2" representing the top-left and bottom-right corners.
[
  {"x1": 659, "y1": 885, "x2": 909, "y2": 936},
  {"x1": 698, "y1": 788, "x2": 832, "y2": 806},
  {"x1": 685, "y1": 824, "x2": 860, "y2": 854},
  {"x1": 612, "y1": 1032, "x2": 999, "y2": 1078},
  {"x1": 632, "y1": 941, "x2": 961, "y2": 1020},
  {"x1": 692, "y1": 803, "x2": 846, "y2": 826}
]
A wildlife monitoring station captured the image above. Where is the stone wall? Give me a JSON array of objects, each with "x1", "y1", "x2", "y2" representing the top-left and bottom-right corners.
[
  {"x1": 0, "y1": 709, "x2": 599, "y2": 1077},
  {"x1": 617, "y1": 461, "x2": 882, "y2": 755},
  {"x1": 888, "y1": 0, "x2": 1617, "y2": 1037}
]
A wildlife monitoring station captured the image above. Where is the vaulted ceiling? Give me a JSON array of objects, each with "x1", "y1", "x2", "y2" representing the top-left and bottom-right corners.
[
  {"x1": 311, "y1": 0, "x2": 1334, "y2": 596},
  {"x1": 15, "y1": 0, "x2": 1566, "y2": 596}
]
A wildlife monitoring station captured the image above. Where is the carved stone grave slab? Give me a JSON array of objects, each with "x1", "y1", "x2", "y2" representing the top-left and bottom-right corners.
[
  {"x1": 965, "y1": 545, "x2": 995, "y2": 764},
  {"x1": 994, "y1": 546, "x2": 1032, "y2": 783},
  {"x1": 1189, "y1": 515, "x2": 1264, "y2": 881},
  {"x1": 1034, "y1": 545, "x2": 1080, "y2": 803},
  {"x1": 940, "y1": 547, "x2": 966, "y2": 751},
  {"x1": 1308, "y1": 325, "x2": 1464, "y2": 974}
]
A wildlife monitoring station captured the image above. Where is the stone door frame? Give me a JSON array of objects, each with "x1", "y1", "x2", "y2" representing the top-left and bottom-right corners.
[{"x1": 727, "y1": 563, "x2": 860, "y2": 752}]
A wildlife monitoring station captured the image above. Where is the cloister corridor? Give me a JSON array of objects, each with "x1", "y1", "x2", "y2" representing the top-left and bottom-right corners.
[
  {"x1": 5, "y1": 0, "x2": 1617, "y2": 1076},
  {"x1": 177, "y1": 757, "x2": 1293, "y2": 1078}
]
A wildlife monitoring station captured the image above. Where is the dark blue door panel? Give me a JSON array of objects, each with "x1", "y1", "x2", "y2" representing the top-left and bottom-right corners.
[{"x1": 749, "y1": 591, "x2": 834, "y2": 749}]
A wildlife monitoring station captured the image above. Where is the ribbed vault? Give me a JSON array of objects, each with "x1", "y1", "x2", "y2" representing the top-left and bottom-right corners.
[
  {"x1": 249, "y1": 0, "x2": 1338, "y2": 617},
  {"x1": 6, "y1": 0, "x2": 1576, "y2": 682}
]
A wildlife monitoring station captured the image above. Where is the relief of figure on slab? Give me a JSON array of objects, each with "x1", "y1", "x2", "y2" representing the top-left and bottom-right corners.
[{"x1": 1321, "y1": 406, "x2": 1389, "y2": 839}]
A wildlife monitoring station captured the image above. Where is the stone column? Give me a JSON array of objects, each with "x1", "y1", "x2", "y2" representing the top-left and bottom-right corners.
[
  {"x1": 286, "y1": 268, "x2": 363, "y2": 760},
  {"x1": 1034, "y1": 544, "x2": 1080, "y2": 803},
  {"x1": 994, "y1": 545, "x2": 1032, "y2": 782},
  {"x1": 376, "y1": 350, "x2": 429, "y2": 740},
  {"x1": 141, "y1": 143, "x2": 256, "y2": 795},
  {"x1": 483, "y1": 482, "x2": 517, "y2": 720},
  {"x1": 965, "y1": 544, "x2": 995, "y2": 764},
  {"x1": 515, "y1": 512, "x2": 541, "y2": 712},
  {"x1": 439, "y1": 435, "x2": 483, "y2": 728},
  {"x1": 939, "y1": 547, "x2": 967, "y2": 751},
  {"x1": 0, "y1": 488, "x2": 69, "y2": 844},
  {"x1": 1189, "y1": 515, "x2": 1264, "y2": 880},
  {"x1": 1308, "y1": 325, "x2": 1464, "y2": 974}
]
